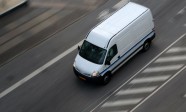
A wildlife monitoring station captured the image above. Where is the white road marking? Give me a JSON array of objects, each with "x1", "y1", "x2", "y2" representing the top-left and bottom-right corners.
[
  {"x1": 130, "y1": 75, "x2": 171, "y2": 84},
  {"x1": 130, "y1": 65, "x2": 186, "y2": 112},
  {"x1": 143, "y1": 64, "x2": 184, "y2": 73},
  {"x1": 166, "y1": 47, "x2": 186, "y2": 53},
  {"x1": 97, "y1": 9, "x2": 110, "y2": 20},
  {"x1": 177, "y1": 6, "x2": 186, "y2": 15},
  {"x1": 97, "y1": 0, "x2": 129, "y2": 20},
  {"x1": 184, "y1": 94, "x2": 186, "y2": 98},
  {"x1": 90, "y1": 33, "x2": 186, "y2": 112},
  {"x1": 116, "y1": 86, "x2": 157, "y2": 95},
  {"x1": 113, "y1": 0, "x2": 129, "y2": 9},
  {"x1": 155, "y1": 55, "x2": 186, "y2": 63},
  {"x1": 102, "y1": 98, "x2": 143, "y2": 107},
  {"x1": 0, "y1": 40, "x2": 83, "y2": 99}
]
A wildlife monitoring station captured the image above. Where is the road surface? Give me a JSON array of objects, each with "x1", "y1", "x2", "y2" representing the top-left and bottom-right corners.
[{"x1": 0, "y1": 0, "x2": 186, "y2": 112}]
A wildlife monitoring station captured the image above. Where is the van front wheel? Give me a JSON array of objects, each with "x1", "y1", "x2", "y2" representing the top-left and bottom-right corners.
[
  {"x1": 102, "y1": 73, "x2": 111, "y2": 85},
  {"x1": 142, "y1": 40, "x2": 151, "y2": 52}
]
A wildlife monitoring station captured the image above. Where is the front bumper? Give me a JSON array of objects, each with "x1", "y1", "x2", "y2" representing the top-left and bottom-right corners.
[{"x1": 73, "y1": 67, "x2": 102, "y2": 83}]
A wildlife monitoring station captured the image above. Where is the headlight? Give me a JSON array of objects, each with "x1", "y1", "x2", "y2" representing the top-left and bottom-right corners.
[
  {"x1": 73, "y1": 61, "x2": 76, "y2": 67},
  {"x1": 92, "y1": 71, "x2": 100, "y2": 77}
]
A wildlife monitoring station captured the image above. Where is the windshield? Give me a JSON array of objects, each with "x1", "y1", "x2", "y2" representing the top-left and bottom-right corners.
[{"x1": 79, "y1": 40, "x2": 107, "y2": 64}]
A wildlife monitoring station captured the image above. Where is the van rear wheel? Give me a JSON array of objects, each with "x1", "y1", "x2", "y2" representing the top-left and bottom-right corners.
[{"x1": 142, "y1": 40, "x2": 151, "y2": 52}]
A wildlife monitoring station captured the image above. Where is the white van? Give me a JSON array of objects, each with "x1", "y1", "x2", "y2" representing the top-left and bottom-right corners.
[{"x1": 73, "y1": 2, "x2": 155, "y2": 84}]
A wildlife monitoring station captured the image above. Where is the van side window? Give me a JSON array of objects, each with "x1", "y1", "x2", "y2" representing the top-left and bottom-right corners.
[{"x1": 106, "y1": 44, "x2": 118, "y2": 62}]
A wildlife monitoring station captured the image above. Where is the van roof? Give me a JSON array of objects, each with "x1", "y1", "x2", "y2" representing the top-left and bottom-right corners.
[{"x1": 87, "y1": 2, "x2": 149, "y2": 48}]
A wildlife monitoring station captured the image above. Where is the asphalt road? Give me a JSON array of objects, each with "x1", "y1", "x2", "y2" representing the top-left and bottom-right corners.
[
  {"x1": 134, "y1": 35, "x2": 186, "y2": 112},
  {"x1": 0, "y1": 0, "x2": 186, "y2": 112},
  {"x1": 0, "y1": 0, "x2": 106, "y2": 65}
]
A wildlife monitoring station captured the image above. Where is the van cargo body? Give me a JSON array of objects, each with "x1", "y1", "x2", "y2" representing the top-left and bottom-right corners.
[{"x1": 73, "y1": 2, "x2": 155, "y2": 84}]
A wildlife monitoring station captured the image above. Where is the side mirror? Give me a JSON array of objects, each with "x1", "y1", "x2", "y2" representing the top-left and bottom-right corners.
[
  {"x1": 105, "y1": 60, "x2": 110, "y2": 65},
  {"x1": 78, "y1": 46, "x2": 81, "y2": 51}
]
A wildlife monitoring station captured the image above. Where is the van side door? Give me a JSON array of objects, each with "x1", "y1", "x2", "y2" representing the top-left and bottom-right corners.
[{"x1": 105, "y1": 44, "x2": 118, "y2": 66}]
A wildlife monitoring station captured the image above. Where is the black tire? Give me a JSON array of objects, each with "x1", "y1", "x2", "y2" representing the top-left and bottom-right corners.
[
  {"x1": 142, "y1": 40, "x2": 151, "y2": 52},
  {"x1": 102, "y1": 73, "x2": 111, "y2": 85}
]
